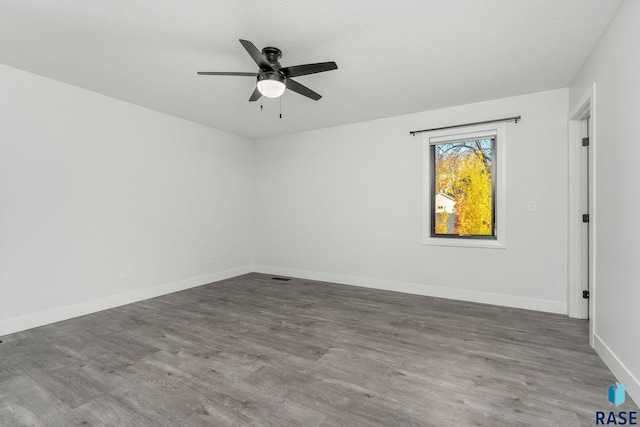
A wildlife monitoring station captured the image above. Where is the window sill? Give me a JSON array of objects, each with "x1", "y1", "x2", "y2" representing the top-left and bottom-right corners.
[{"x1": 422, "y1": 236, "x2": 506, "y2": 249}]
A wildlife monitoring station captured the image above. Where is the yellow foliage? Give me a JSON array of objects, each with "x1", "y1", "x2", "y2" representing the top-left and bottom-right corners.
[
  {"x1": 435, "y1": 146, "x2": 492, "y2": 236},
  {"x1": 435, "y1": 212, "x2": 450, "y2": 234}
]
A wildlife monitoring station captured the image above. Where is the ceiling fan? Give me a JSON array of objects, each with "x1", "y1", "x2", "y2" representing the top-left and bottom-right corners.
[{"x1": 198, "y1": 39, "x2": 338, "y2": 101}]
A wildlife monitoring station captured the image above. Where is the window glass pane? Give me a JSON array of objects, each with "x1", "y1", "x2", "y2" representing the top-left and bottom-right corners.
[{"x1": 432, "y1": 138, "x2": 495, "y2": 237}]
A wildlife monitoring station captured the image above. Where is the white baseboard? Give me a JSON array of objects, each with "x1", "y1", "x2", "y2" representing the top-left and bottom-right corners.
[
  {"x1": 0, "y1": 264, "x2": 567, "y2": 338},
  {"x1": 254, "y1": 265, "x2": 567, "y2": 314},
  {"x1": 6, "y1": 264, "x2": 637, "y2": 408},
  {"x1": 0, "y1": 266, "x2": 253, "y2": 337},
  {"x1": 594, "y1": 333, "x2": 640, "y2": 407}
]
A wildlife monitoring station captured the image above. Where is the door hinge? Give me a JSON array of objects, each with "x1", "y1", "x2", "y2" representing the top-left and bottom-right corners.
[
  {"x1": 582, "y1": 214, "x2": 590, "y2": 223},
  {"x1": 583, "y1": 290, "x2": 590, "y2": 299},
  {"x1": 582, "y1": 137, "x2": 590, "y2": 146}
]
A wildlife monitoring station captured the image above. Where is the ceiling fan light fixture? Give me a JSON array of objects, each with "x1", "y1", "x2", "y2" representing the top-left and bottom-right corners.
[{"x1": 257, "y1": 71, "x2": 286, "y2": 98}]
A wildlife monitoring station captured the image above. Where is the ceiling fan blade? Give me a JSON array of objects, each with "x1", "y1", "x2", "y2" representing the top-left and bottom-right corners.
[
  {"x1": 281, "y1": 62, "x2": 338, "y2": 78},
  {"x1": 239, "y1": 39, "x2": 274, "y2": 70},
  {"x1": 286, "y1": 79, "x2": 322, "y2": 100},
  {"x1": 197, "y1": 72, "x2": 257, "y2": 76},
  {"x1": 249, "y1": 87, "x2": 262, "y2": 102}
]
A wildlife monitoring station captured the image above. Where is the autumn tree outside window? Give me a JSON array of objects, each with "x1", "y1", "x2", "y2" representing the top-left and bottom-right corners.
[
  {"x1": 422, "y1": 123, "x2": 506, "y2": 249},
  {"x1": 431, "y1": 138, "x2": 496, "y2": 239}
]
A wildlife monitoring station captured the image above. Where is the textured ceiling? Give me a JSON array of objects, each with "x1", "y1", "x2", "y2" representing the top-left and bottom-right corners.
[{"x1": 0, "y1": 1, "x2": 623, "y2": 139}]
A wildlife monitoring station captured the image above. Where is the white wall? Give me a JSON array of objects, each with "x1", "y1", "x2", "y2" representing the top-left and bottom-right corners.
[
  {"x1": 0, "y1": 64, "x2": 254, "y2": 335},
  {"x1": 0, "y1": 64, "x2": 573, "y2": 335},
  {"x1": 570, "y1": 0, "x2": 640, "y2": 405},
  {"x1": 254, "y1": 88, "x2": 569, "y2": 313}
]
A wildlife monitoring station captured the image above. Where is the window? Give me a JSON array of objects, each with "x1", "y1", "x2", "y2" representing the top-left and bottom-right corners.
[
  {"x1": 432, "y1": 138, "x2": 495, "y2": 238},
  {"x1": 422, "y1": 123, "x2": 506, "y2": 248}
]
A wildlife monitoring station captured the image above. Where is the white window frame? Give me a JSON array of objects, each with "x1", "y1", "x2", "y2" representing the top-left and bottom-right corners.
[{"x1": 421, "y1": 122, "x2": 506, "y2": 249}]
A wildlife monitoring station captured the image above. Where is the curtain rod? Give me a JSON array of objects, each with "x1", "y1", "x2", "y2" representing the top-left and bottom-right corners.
[{"x1": 409, "y1": 115, "x2": 521, "y2": 136}]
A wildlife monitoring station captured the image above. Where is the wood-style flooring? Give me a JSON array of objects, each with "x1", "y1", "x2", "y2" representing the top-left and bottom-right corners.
[{"x1": 0, "y1": 273, "x2": 636, "y2": 426}]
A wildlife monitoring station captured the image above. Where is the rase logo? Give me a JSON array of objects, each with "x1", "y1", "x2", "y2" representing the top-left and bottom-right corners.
[
  {"x1": 596, "y1": 382, "x2": 637, "y2": 425},
  {"x1": 610, "y1": 382, "x2": 626, "y2": 407}
]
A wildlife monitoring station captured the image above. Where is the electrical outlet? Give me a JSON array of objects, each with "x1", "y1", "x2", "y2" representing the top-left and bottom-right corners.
[
  {"x1": 297, "y1": 251, "x2": 304, "y2": 261},
  {"x1": 394, "y1": 261, "x2": 401, "y2": 271},
  {"x1": 210, "y1": 255, "x2": 216, "y2": 264},
  {"x1": 528, "y1": 201, "x2": 537, "y2": 212}
]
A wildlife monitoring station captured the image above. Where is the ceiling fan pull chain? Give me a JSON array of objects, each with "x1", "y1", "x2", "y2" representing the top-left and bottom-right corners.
[
  {"x1": 260, "y1": 96, "x2": 263, "y2": 111},
  {"x1": 280, "y1": 96, "x2": 282, "y2": 119}
]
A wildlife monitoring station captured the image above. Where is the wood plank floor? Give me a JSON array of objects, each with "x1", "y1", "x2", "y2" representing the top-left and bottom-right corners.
[{"x1": 0, "y1": 273, "x2": 636, "y2": 426}]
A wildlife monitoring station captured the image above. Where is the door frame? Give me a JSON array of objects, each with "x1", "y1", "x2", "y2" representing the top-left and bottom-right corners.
[{"x1": 568, "y1": 83, "x2": 596, "y2": 346}]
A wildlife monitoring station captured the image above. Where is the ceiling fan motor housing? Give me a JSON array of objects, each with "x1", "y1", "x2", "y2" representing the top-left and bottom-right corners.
[
  {"x1": 258, "y1": 69, "x2": 285, "y2": 83},
  {"x1": 261, "y1": 47, "x2": 282, "y2": 64}
]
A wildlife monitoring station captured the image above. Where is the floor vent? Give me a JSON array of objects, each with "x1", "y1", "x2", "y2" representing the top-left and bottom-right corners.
[{"x1": 271, "y1": 277, "x2": 291, "y2": 282}]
